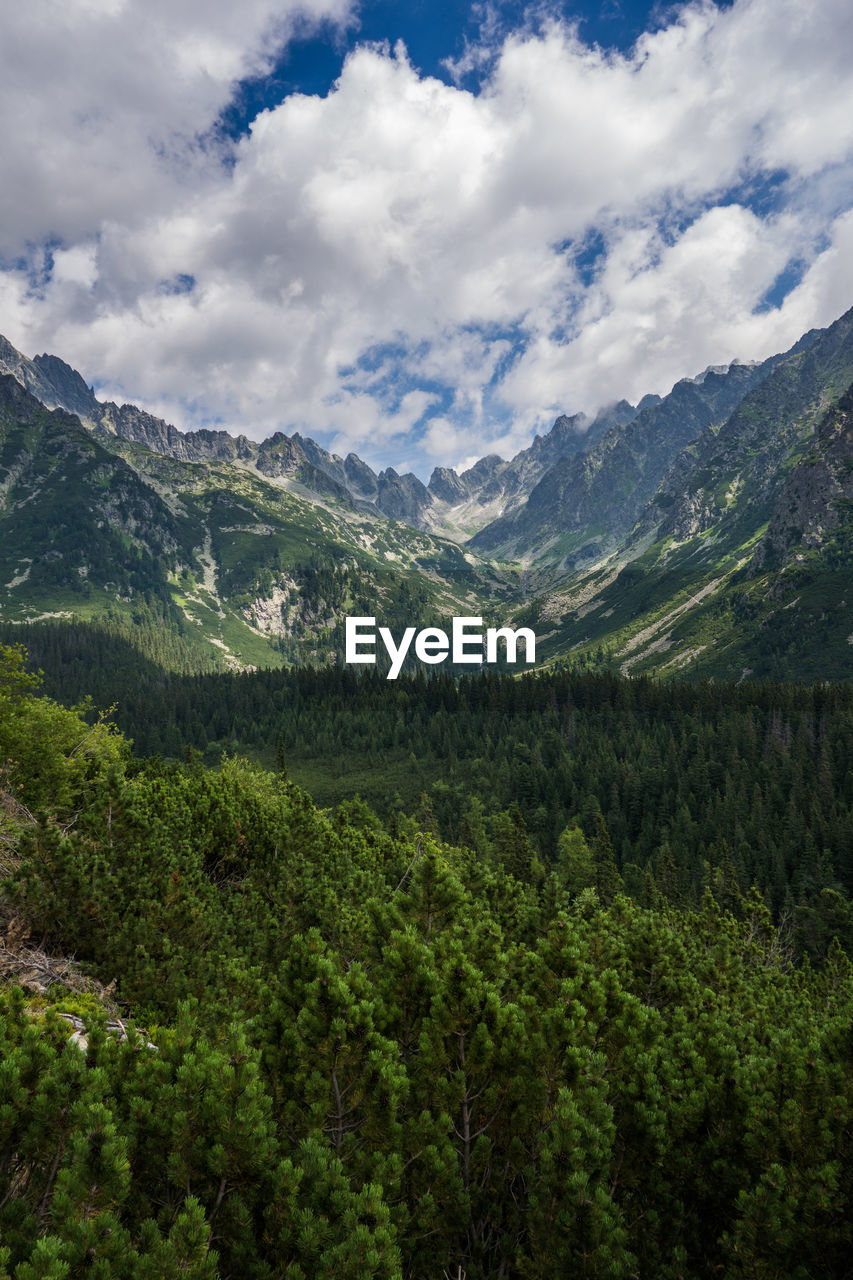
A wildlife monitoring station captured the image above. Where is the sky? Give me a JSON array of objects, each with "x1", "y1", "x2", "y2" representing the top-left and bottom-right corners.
[{"x1": 1, "y1": 0, "x2": 852, "y2": 479}]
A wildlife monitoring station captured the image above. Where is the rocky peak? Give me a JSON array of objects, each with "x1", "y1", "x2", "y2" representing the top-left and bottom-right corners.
[
  {"x1": 428, "y1": 466, "x2": 470, "y2": 503},
  {"x1": 344, "y1": 452, "x2": 379, "y2": 499},
  {"x1": 0, "y1": 337, "x2": 70, "y2": 412},
  {"x1": 749, "y1": 383, "x2": 853, "y2": 572},
  {"x1": 376, "y1": 467, "x2": 435, "y2": 528},
  {"x1": 32, "y1": 354, "x2": 98, "y2": 419},
  {"x1": 459, "y1": 454, "x2": 503, "y2": 490},
  {"x1": 101, "y1": 402, "x2": 253, "y2": 464},
  {"x1": 257, "y1": 432, "x2": 307, "y2": 477}
]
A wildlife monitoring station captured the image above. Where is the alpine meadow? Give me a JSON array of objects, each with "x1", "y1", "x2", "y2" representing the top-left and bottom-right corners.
[{"x1": 3, "y1": 0, "x2": 853, "y2": 1277}]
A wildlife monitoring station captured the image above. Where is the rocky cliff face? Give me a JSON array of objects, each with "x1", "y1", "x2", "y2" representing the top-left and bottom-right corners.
[
  {"x1": 470, "y1": 358, "x2": 783, "y2": 566},
  {"x1": 0, "y1": 339, "x2": 97, "y2": 417},
  {"x1": 344, "y1": 452, "x2": 379, "y2": 500},
  {"x1": 426, "y1": 402, "x2": 638, "y2": 531},
  {"x1": 257, "y1": 433, "x2": 310, "y2": 480},
  {"x1": 0, "y1": 340, "x2": 263, "y2": 464},
  {"x1": 749, "y1": 384, "x2": 853, "y2": 571},
  {"x1": 642, "y1": 309, "x2": 853, "y2": 552},
  {"x1": 292, "y1": 434, "x2": 437, "y2": 525},
  {"x1": 291, "y1": 433, "x2": 349, "y2": 489},
  {"x1": 30, "y1": 354, "x2": 98, "y2": 419},
  {"x1": 102, "y1": 402, "x2": 257, "y2": 464},
  {"x1": 376, "y1": 468, "x2": 435, "y2": 528},
  {"x1": 428, "y1": 466, "x2": 469, "y2": 503},
  {"x1": 255, "y1": 433, "x2": 355, "y2": 502}
]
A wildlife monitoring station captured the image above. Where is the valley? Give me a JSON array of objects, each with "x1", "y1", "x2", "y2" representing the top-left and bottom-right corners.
[{"x1": 2, "y1": 304, "x2": 852, "y2": 684}]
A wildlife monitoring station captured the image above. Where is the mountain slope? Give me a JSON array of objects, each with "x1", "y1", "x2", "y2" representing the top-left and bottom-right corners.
[
  {"x1": 521, "y1": 308, "x2": 853, "y2": 680},
  {"x1": 4, "y1": 306, "x2": 853, "y2": 684},
  {"x1": 644, "y1": 304, "x2": 853, "y2": 550},
  {"x1": 0, "y1": 338, "x2": 449, "y2": 530},
  {"x1": 0, "y1": 336, "x2": 642, "y2": 540},
  {"x1": 470, "y1": 347, "x2": 819, "y2": 569},
  {"x1": 0, "y1": 376, "x2": 521, "y2": 672},
  {"x1": 0, "y1": 375, "x2": 193, "y2": 598},
  {"x1": 750, "y1": 385, "x2": 853, "y2": 571},
  {"x1": 425, "y1": 400, "x2": 639, "y2": 535}
]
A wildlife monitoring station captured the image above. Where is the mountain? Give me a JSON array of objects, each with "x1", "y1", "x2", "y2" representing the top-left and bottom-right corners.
[
  {"x1": 0, "y1": 335, "x2": 100, "y2": 419},
  {"x1": 0, "y1": 336, "x2": 644, "y2": 540},
  {"x1": 0, "y1": 374, "x2": 191, "y2": 596},
  {"x1": 301, "y1": 402, "x2": 644, "y2": 537},
  {"x1": 0, "y1": 339, "x2": 452, "y2": 532},
  {"x1": 644, "y1": 308, "x2": 853, "y2": 548},
  {"x1": 523, "y1": 304, "x2": 853, "y2": 681},
  {"x1": 0, "y1": 373, "x2": 519, "y2": 673},
  {"x1": 4, "y1": 305, "x2": 853, "y2": 684},
  {"x1": 469, "y1": 348, "x2": 817, "y2": 569},
  {"x1": 425, "y1": 401, "x2": 639, "y2": 535},
  {"x1": 749, "y1": 385, "x2": 853, "y2": 571}
]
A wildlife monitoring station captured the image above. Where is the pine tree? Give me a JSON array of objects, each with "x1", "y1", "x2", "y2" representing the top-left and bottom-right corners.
[
  {"x1": 590, "y1": 815, "x2": 622, "y2": 904},
  {"x1": 555, "y1": 824, "x2": 596, "y2": 896}
]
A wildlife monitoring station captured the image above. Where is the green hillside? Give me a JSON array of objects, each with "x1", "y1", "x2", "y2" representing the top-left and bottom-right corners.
[
  {"x1": 3, "y1": 645, "x2": 853, "y2": 1278},
  {"x1": 0, "y1": 376, "x2": 520, "y2": 674}
]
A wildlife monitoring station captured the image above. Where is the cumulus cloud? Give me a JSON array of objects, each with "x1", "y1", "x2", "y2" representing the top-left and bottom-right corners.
[
  {"x1": 1, "y1": 0, "x2": 852, "y2": 475},
  {"x1": 0, "y1": 0, "x2": 354, "y2": 257}
]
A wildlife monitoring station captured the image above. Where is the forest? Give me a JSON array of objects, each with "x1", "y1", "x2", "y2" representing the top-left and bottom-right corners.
[
  {"x1": 7, "y1": 621, "x2": 853, "y2": 960},
  {"x1": 2, "y1": 637, "x2": 853, "y2": 1278}
]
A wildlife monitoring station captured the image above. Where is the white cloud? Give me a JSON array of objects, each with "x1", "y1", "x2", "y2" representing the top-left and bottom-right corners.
[
  {"x1": 1, "y1": 0, "x2": 852, "y2": 475},
  {"x1": 0, "y1": 0, "x2": 354, "y2": 255},
  {"x1": 51, "y1": 245, "x2": 99, "y2": 289},
  {"x1": 501, "y1": 203, "x2": 807, "y2": 415}
]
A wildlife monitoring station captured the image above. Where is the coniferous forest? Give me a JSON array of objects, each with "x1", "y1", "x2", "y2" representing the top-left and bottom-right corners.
[
  {"x1": 3, "y1": 637, "x2": 853, "y2": 1279},
  {"x1": 7, "y1": 620, "x2": 853, "y2": 959}
]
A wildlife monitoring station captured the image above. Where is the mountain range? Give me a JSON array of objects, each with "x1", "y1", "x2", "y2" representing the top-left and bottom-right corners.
[{"x1": 1, "y1": 304, "x2": 852, "y2": 683}]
